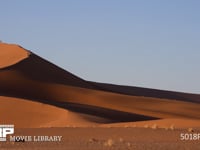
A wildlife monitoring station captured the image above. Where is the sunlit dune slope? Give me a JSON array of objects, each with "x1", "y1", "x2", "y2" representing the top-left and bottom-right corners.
[
  {"x1": 0, "y1": 96, "x2": 110, "y2": 128},
  {"x1": 0, "y1": 43, "x2": 30, "y2": 68}
]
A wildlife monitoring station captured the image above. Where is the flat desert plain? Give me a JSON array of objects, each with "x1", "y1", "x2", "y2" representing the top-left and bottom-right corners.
[{"x1": 0, "y1": 42, "x2": 200, "y2": 149}]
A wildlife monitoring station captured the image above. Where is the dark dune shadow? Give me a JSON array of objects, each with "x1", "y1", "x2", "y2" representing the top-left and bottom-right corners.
[
  {"x1": 89, "y1": 82, "x2": 200, "y2": 103},
  {"x1": 64, "y1": 103, "x2": 159, "y2": 123},
  {"x1": 1, "y1": 52, "x2": 95, "y2": 89},
  {"x1": 1, "y1": 52, "x2": 200, "y2": 104},
  {"x1": 0, "y1": 93, "x2": 159, "y2": 123}
]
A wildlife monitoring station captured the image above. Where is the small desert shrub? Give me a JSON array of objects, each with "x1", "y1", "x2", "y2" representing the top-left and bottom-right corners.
[
  {"x1": 119, "y1": 138, "x2": 123, "y2": 142},
  {"x1": 188, "y1": 128, "x2": 194, "y2": 132},
  {"x1": 151, "y1": 124, "x2": 157, "y2": 129},
  {"x1": 104, "y1": 139, "x2": 114, "y2": 147},
  {"x1": 127, "y1": 142, "x2": 131, "y2": 147},
  {"x1": 169, "y1": 124, "x2": 174, "y2": 130},
  {"x1": 88, "y1": 138, "x2": 98, "y2": 143},
  {"x1": 144, "y1": 124, "x2": 149, "y2": 128}
]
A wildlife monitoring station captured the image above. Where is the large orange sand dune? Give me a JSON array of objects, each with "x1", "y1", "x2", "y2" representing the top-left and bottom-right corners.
[{"x1": 0, "y1": 42, "x2": 200, "y2": 128}]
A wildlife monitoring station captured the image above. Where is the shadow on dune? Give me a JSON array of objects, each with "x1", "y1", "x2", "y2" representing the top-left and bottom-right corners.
[
  {"x1": 1, "y1": 52, "x2": 94, "y2": 89},
  {"x1": 64, "y1": 103, "x2": 159, "y2": 123},
  {"x1": 0, "y1": 93, "x2": 159, "y2": 123},
  {"x1": 1, "y1": 52, "x2": 200, "y2": 104},
  {"x1": 1, "y1": 51, "x2": 200, "y2": 103},
  {"x1": 1, "y1": 44, "x2": 200, "y2": 126},
  {"x1": 89, "y1": 82, "x2": 200, "y2": 103}
]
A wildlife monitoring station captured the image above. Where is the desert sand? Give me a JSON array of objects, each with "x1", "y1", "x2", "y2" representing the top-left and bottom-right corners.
[{"x1": 0, "y1": 42, "x2": 200, "y2": 149}]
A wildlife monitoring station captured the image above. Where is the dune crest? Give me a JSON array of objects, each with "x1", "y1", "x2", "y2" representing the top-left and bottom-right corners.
[{"x1": 0, "y1": 43, "x2": 30, "y2": 68}]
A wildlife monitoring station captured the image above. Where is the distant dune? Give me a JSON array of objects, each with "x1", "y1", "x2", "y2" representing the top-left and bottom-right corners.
[
  {"x1": 0, "y1": 42, "x2": 200, "y2": 128},
  {"x1": 90, "y1": 81, "x2": 200, "y2": 103}
]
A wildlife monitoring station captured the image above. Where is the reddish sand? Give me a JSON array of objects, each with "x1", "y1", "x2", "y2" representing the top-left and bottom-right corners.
[
  {"x1": 1, "y1": 127, "x2": 200, "y2": 150},
  {"x1": 0, "y1": 96, "x2": 102, "y2": 128},
  {"x1": 0, "y1": 43, "x2": 29, "y2": 68},
  {"x1": 0, "y1": 42, "x2": 200, "y2": 149}
]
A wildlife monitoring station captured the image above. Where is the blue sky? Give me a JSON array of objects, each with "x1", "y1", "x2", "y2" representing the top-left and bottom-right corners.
[{"x1": 1, "y1": 0, "x2": 200, "y2": 93}]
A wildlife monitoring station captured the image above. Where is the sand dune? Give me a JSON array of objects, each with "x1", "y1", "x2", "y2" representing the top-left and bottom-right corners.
[
  {"x1": 1, "y1": 68, "x2": 200, "y2": 123},
  {"x1": 0, "y1": 96, "x2": 70, "y2": 128},
  {"x1": 0, "y1": 42, "x2": 200, "y2": 128},
  {"x1": 89, "y1": 81, "x2": 200, "y2": 103},
  {"x1": 0, "y1": 96, "x2": 110, "y2": 128},
  {"x1": 0, "y1": 43, "x2": 30, "y2": 68}
]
